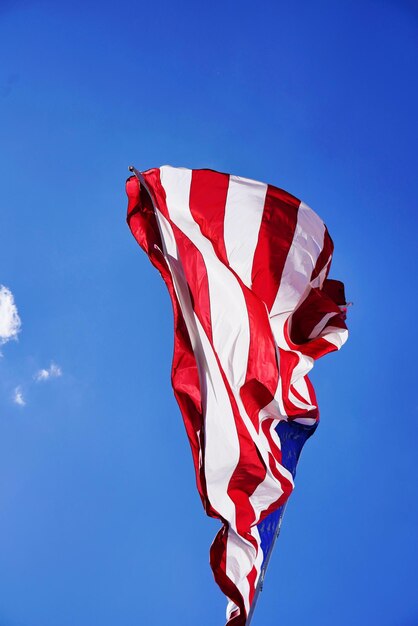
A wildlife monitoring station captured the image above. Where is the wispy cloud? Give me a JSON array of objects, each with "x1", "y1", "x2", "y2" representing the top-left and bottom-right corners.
[
  {"x1": 13, "y1": 386, "x2": 25, "y2": 406},
  {"x1": 34, "y1": 362, "x2": 62, "y2": 382},
  {"x1": 1, "y1": 286, "x2": 64, "y2": 406},
  {"x1": 0, "y1": 285, "x2": 21, "y2": 350}
]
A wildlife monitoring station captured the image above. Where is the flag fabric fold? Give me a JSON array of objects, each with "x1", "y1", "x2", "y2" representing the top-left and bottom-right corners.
[{"x1": 126, "y1": 166, "x2": 348, "y2": 625}]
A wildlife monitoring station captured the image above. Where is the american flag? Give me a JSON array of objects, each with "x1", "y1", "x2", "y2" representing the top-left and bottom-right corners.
[{"x1": 126, "y1": 166, "x2": 348, "y2": 625}]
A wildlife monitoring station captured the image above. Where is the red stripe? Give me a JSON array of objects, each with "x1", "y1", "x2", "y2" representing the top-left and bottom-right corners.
[
  {"x1": 142, "y1": 167, "x2": 171, "y2": 221},
  {"x1": 210, "y1": 526, "x2": 247, "y2": 625},
  {"x1": 290, "y1": 383, "x2": 311, "y2": 406},
  {"x1": 126, "y1": 175, "x2": 164, "y2": 262},
  {"x1": 288, "y1": 379, "x2": 319, "y2": 422},
  {"x1": 247, "y1": 565, "x2": 258, "y2": 607},
  {"x1": 261, "y1": 419, "x2": 282, "y2": 462},
  {"x1": 290, "y1": 287, "x2": 342, "y2": 345},
  {"x1": 284, "y1": 319, "x2": 339, "y2": 361},
  {"x1": 171, "y1": 221, "x2": 214, "y2": 345},
  {"x1": 251, "y1": 185, "x2": 300, "y2": 311},
  {"x1": 189, "y1": 169, "x2": 230, "y2": 265},
  {"x1": 311, "y1": 226, "x2": 334, "y2": 282},
  {"x1": 304, "y1": 376, "x2": 318, "y2": 411},
  {"x1": 240, "y1": 286, "x2": 279, "y2": 431},
  {"x1": 300, "y1": 338, "x2": 338, "y2": 360}
]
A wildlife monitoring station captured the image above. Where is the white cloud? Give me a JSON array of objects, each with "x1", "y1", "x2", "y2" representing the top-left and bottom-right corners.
[
  {"x1": 13, "y1": 386, "x2": 25, "y2": 406},
  {"x1": 0, "y1": 285, "x2": 21, "y2": 348},
  {"x1": 34, "y1": 362, "x2": 62, "y2": 382}
]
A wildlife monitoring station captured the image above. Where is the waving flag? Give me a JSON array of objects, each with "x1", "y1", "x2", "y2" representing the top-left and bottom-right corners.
[{"x1": 126, "y1": 166, "x2": 348, "y2": 625}]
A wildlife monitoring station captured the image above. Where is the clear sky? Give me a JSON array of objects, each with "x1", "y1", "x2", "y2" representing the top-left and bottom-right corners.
[{"x1": 1, "y1": 1, "x2": 417, "y2": 625}]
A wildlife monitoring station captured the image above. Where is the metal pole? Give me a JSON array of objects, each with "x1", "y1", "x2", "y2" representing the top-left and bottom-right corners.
[{"x1": 128, "y1": 165, "x2": 151, "y2": 195}]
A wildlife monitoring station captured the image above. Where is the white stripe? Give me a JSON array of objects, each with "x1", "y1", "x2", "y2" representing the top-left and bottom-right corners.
[
  {"x1": 225, "y1": 525, "x2": 264, "y2": 619},
  {"x1": 308, "y1": 311, "x2": 337, "y2": 339},
  {"x1": 270, "y1": 201, "x2": 326, "y2": 320},
  {"x1": 293, "y1": 416, "x2": 317, "y2": 425},
  {"x1": 161, "y1": 166, "x2": 251, "y2": 390},
  {"x1": 311, "y1": 255, "x2": 331, "y2": 289},
  {"x1": 267, "y1": 201, "x2": 326, "y2": 417},
  {"x1": 288, "y1": 388, "x2": 315, "y2": 411},
  {"x1": 321, "y1": 327, "x2": 349, "y2": 349},
  {"x1": 292, "y1": 377, "x2": 315, "y2": 408},
  {"x1": 223, "y1": 175, "x2": 267, "y2": 287},
  {"x1": 226, "y1": 600, "x2": 239, "y2": 622},
  {"x1": 154, "y1": 209, "x2": 240, "y2": 520},
  {"x1": 258, "y1": 346, "x2": 288, "y2": 422},
  {"x1": 225, "y1": 529, "x2": 252, "y2": 615}
]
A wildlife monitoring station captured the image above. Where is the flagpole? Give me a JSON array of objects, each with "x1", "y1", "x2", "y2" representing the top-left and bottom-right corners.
[{"x1": 128, "y1": 165, "x2": 150, "y2": 193}]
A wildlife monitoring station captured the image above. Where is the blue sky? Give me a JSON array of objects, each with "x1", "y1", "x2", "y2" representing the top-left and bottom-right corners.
[{"x1": 0, "y1": 1, "x2": 417, "y2": 625}]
